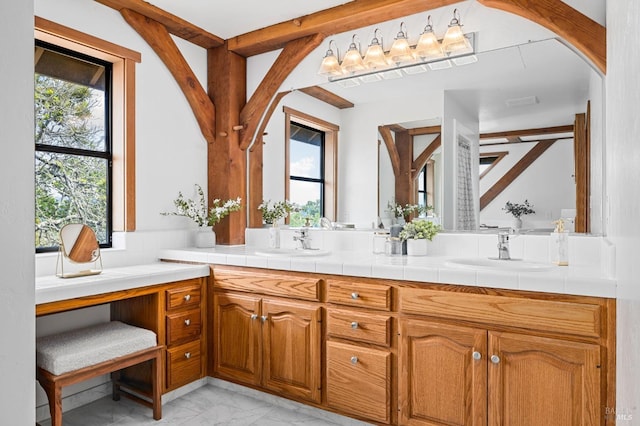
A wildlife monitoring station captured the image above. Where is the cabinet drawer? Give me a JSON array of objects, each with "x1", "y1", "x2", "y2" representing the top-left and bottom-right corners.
[
  {"x1": 327, "y1": 309, "x2": 391, "y2": 347},
  {"x1": 327, "y1": 341, "x2": 391, "y2": 424},
  {"x1": 328, "y1": 280, "x2": 391, "y2": 311},
  {"x1": 166, "y1": 281, "x2": 201, "y2": 311},
  {"x1": 399, "y1": 287, "x2": 602, "y2": 338},
  {"x1": 166, "y1": 309, "x2": 202, "y2": 346},
  {"x1": 214, "y1": 270, "x2": 321, "y2": 301},
  {"x1": 166, "y1": 340, "x2": 202, "y2": 389}
]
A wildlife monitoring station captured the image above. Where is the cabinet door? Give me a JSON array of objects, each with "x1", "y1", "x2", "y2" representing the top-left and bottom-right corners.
[
  {"x1": 261, "y1": 298, "x2": 322, "y2": 404},
  {"x1": 399, "y1": 319, "x2": 487, "y2": 426},
  {"x1": 488, "y1": 332, "x2": 600, "y2": 426},
  {"x1": 213, "y1": 292, "x2": 262, "y2": 386}
]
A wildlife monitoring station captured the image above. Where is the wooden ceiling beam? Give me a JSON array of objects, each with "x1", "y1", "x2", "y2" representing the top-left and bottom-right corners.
[
  {"x1": 478, "y1": 0, "x2": 606, "y2": 73},
  {"x1": 480, "y1": 125, "x2": 574, "y2": 140},
  {"x1": 298, "y1": 86, "x2": 354, "y2": 109},
  {"x1": 238, "y1": 33, "x2": 325, "y2": 150},
  {"x1": 228, "y1": 0, "x2": 461, "y2": 57},
  {"x1": 95, "y1": 0, "x2": 224, "y2": 48},
  {"x1": 121, "y1": 8, "x2": 216, "y2": 143},
  {"x1": 408, "y1": 125, "x2": 442, "y2": 136}
]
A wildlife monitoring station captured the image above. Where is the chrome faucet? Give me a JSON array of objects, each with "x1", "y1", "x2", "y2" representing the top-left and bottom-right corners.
[
  {"x1": 497, "y1": 232, "x2": 510, "y2": 260},
  {"x1": 293, "y1": 228, "x2": 312, "y2": 250}
]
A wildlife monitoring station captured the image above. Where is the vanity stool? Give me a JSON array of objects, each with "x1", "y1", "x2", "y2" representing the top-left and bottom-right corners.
[{"x1": 36, "y1": 321, "x2": 163, "y2": 425}]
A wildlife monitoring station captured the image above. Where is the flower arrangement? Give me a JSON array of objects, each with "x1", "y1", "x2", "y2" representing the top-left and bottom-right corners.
[
  {"x1": 258, "y1": 199, "x2": 297, "y2": 225},
  {"x1": 387, "y1": 200, "x2": 432, "y2": 219},
  {"x1": 502, "y1": 200, "x2": 535, "y2": 219},
  {"x1": 399, "y1": 219, "x2": 441, "y2": 241},
  {"x1": 162, "y1": 184, "x2": 242, "y2": 227}
]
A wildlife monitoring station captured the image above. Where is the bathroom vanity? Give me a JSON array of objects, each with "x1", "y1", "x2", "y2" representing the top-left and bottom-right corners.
[{"x1": 159, "y1": 237, "x2": 616, "y2": 426}]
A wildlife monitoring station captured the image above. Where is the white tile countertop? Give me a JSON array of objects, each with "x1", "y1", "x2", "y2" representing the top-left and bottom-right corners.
[
  {"x1": 158, "y1": 245, "x2": 616, "y2": 298},
  {"x1": 36, "y1": 262, "x2": 210, "y2": 305}
]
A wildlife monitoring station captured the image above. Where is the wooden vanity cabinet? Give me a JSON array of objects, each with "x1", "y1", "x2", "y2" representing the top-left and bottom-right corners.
[
  {"x1": 212, "y1": 268, "x2": 322, "y2": 404},
  {"x1": 398, "y1": 286, "x2": 612, "y2": 426},
  {"x1": 326, "y1": 278, "x2": 394, "y2": 424}
]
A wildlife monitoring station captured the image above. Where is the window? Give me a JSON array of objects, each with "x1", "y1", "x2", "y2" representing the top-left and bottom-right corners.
[
  {"x1": 35, "y1": 17, "x2": 140, "y2": 252},
  {"x1": 284, "y1": 107, "x2": 338, "y2": 226},
  {"x1": 417, "y1": 160, "x2": 435, "y2": 212},
  {"x1": 35, "y1": 40, "x2": 112, "y2": 251},
  {"x1": 479, "y1": 151, "x2": 508, "y2": 179}
]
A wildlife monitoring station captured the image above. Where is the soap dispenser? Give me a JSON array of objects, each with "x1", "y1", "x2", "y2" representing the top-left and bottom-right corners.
[{"x1": 551, "y1": 219, "x2": 569, "y2": 266}]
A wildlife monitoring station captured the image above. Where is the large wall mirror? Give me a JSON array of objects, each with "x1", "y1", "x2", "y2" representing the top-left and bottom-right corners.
[{"x1": 253, "y1": 0, "x2": 604, "y2": 235}]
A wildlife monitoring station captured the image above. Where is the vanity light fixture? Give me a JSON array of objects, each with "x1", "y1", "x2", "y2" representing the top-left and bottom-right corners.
[
  {"x1": 415, "y1": 16, "x2": 444, "y2": 61},
  {"x1": 389, "y1": 22, "x2": 414, "y2": 65},
  {"x1": 363, "y1": 29, "x2": 389, "y2": 70},
  {"x1": 318, "y1": 9, "x2": 476, "y2": 84},
  {"x1": 340, "y1": 34, "x2": 366, "y2": 74},
  {"x1": 442, "y1": 9, "x2": 473, "y2": 55},
  {"x1": 318, "y1": 40, "x2": 342, "y2": 77}
]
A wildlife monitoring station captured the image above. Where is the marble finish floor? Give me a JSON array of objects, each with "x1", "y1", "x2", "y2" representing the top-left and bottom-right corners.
[{"x1": 38, "y1": 383, "x2": 372, "y2": 425}]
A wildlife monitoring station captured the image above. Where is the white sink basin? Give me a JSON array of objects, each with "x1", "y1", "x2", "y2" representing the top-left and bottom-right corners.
[
  {"x1": 445, "y1": 257, "x2": 554, "y2": 272},
  {"x1": 254, "y1": 248, "x2": 331, "y2": 258}
]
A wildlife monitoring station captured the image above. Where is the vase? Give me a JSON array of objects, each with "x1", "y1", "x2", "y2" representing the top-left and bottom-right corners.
[
  {"x1": 195, "y1": 226, "x2": 216, "y2": 248},
  {"x1": 268, "y1": 224, "x2": 280, "y2": 249},
  {"x1": 511, "y1": 217, "x2": 522, "y2": 231},
  {"x1": 406, "y1": 238, "x2": 428, "y2": 256}
]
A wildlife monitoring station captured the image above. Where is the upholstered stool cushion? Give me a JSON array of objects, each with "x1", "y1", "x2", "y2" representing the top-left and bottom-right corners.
[{"x1": 36, "y1": 321, "x2": 157, "y2": 375}]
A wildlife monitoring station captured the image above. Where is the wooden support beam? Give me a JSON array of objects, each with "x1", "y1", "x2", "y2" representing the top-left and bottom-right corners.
[
  {"x1": 395, "y1": 130, "x2": 413, "y2": 207},
  {"x1": 480, "y1": 139, "x2": 557, "y2": 210},
  {"x1": 478, "y1": 0, "x2": 606, "y2": 73},
  {"x1": 95, "y1": 0, "x2": 224, "y2": 49},
  {"x1": 121, "y1": 9, "x2": 216, "y2": 144},
  {"x1": 378, "y1": 126, "x2": 400, "y2": 178},
  {"x1": 238, "y1": 33, "x2": 324, "y2": 150},
  {"x1": 208, "y1": 44, "x2": 247, "y2": 244},
  {"x1": 228, "y1": 0, "x2": 461, "y2": 57},
  {"x1": 408, "y1": 125, "x2": 442, "y2": 136},
  {"x1": 298, "y1": 86, "x2": 354, "y2": 109},
  {"x1": 411, "y1": 135, "x2": 442, "y2": 181},
  {"x1": 480, "y1": 125, "x2": 574, "y2": 141}
]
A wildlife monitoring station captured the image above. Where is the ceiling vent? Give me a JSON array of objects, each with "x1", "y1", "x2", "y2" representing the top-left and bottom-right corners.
[{"x1": 505, "y1": 95, "x2": 539, "y2": 108}]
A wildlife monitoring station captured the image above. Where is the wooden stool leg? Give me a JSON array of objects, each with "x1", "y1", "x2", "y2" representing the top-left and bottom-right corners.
[
  {"x1": 152, "y1": 354, "x2": 162, "y2": 420},
  {"x1": 111, "y1": 370, "x2": 121, "y2": 401}
]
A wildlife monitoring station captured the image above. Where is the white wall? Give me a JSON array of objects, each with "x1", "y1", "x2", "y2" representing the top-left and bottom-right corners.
[
  {"x1": 607, "y1": 0, "x2": 640, "y2": 420},
  {"x1": 479, "y1": 139, "x2": 576, "y2": 230},
  {"x1": 0, "y1": 1, "x2": 36, "y2": 424}
]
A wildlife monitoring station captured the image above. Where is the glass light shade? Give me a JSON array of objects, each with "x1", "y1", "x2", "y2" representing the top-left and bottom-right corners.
[
  {"x1": 318, "y1": 52, "x2": 342, "y2": 77},
  {"x1": 341, "y1": 44, "x2": 365, "y2": 73},
  {"x1": 389, "y1": 36, "x2": 413, "y2": 65},
  {"x1": 442, "y1": 24, "x2": 472, "y2": 54},
  {"x1": 415, "y1": 30, "x2": 444, "y2": 61},
  {"x1": 363, "y1": 43, "x2": 389, "y2": 69}
]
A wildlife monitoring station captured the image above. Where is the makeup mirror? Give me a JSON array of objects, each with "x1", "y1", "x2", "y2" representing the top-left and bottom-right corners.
[{"x1": 56, "y1": 223, "x2": 102, "y2": 278}]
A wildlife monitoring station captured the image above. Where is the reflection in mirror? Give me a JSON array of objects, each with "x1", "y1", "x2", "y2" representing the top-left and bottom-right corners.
[{"x1": 56, "y1": 223, "x2": 102, "y2": 278}]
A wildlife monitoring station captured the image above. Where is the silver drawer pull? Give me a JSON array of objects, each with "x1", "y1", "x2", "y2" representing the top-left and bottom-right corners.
[
  {"x1": 491, "y1": 355, "x2": 500, "y2": 364},
  {"x1": 184, "y1": 352, "x2": 191, "y2": 359},
  {"x1": 351, "y1": 292, "x2": 359, "y2": 300},
  {"x1": 184, "y1": 319, "x2": 191, "y2": 326},
  {"x1": 251, "y1": 314, "x2": 258, "y2": 320},
  {"x1": 184, "y1": 294, "x2": 191, "y2": 302},
  {"x1": 261, "y1": 315, "x2": 268, "y2": 323},
  {"x1": 350, "y1": 356, "x2": 358, "y2": 365},
  {"x1": 351, "y1": 321, "x2": 359, "y2": 329},
  {"x1": 472, "y1": 351, "x2": 482, "y2": 360}
]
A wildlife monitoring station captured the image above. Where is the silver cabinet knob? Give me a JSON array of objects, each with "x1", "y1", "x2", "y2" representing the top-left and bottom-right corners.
[
  {"x1": 184, "y1": 319, "x2": 191, "y2": 326},
  {"x1": 184, "y1": 352, "x2": 191, "y2": 359},
  {"x1": 250, "y1": 314, "x2": 258, "y2": 320},
  {"x1": 491, "y1": 355, "x2": 500, "y2": 364},
  {"x1": 351, "y1": 321, "x2": 359, "y2": 329},
  {"x1": 350, "y1": 356, "x2": 358, "y2": 365},
  {"x1": 472, "y1": 351, "x2": 482, "y2": 360},
  {"x1": 351, "y1": 292, "x2": 359, "y2": 300},
  {"x1": 183, "y1": 294, "x2": 191, "y2": 302},
  {"x1": 261, "y1": 315, "x2": 268, "y2": 323}
]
